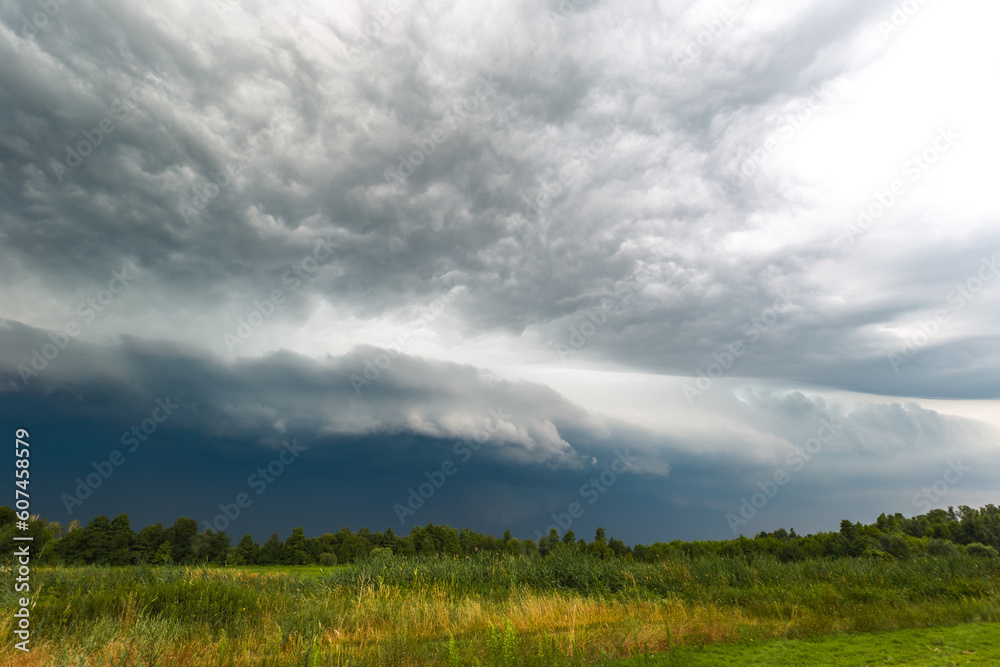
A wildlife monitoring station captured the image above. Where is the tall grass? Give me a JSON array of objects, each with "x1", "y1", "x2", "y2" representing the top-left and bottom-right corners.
[{"x1": 2, "y1": 553, "x2": 999, "y2": 666}]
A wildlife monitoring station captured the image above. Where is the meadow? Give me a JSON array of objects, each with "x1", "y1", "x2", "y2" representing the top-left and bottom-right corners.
[{"x1": 3, "y1": 551, "x2": 999, "y2": 666}]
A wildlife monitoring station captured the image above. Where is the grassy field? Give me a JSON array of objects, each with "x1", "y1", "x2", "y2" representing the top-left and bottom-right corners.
[
  {"x1": 610, "y1": 622, "x2": 1000, "y2": 666},
  {"x1": 2, "y1": 553, "x2": 999, "y2": 665}
]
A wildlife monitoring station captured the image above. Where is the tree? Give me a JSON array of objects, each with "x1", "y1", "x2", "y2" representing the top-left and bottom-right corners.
[
  {"x1": 135, "y1": 523, "x2": 166, "y2": 564},
  {"x1": 259, "y1": 533, "x2": 283, "y2": 564},
  {"x1": 776, "y1": 541, "x2": 805, "y2": 562},
  {"x1": 54, "y1": 523, "x2": 88, "y2": 564},
  {"x1": 590, "y1": 527, "x2": 612, "y2": 560},
  {"x1": 562, "y1": 530, "x2": 575, "y2": 546},
  {"x1": 418, "y1": 533, "x2": 437, "y2": 556},
  {"x1": 234, "y1": 534, "x2": 260, "y2": 565},
  {"x1": 608, "y1": 537, "x2": 630, "y2": 558},
  {"x1": 282, "y1": 527, "x2": 310, "y2": 565},
  {"x1": 193, "y1": 529, "x2": 231, "y2": 564},
  {"x1": 382, "y1": 527, "x2": 402, "y2": 554},
  {"x1": 441, "y1": 528, "x2": 461, "y2": 556},
  {"x1": 839, "y1": 520, "x2": 857, "y2": 542},
  {"x1": 523, "y1": 538, "x2": 539, "y2": 557},
  {"x1": 505, "y1": 538, "x2": 522, "y2": 556},
  {"x1": 822, "y1": 533, "x2": 850, "y2": 558},
  {"x1": 458, "y1": 528, "x2": 474, "y2": 555},
  {"x1": 165, "y1": 517, "x2": 199, "y2": 564},
  {"x1": 153, "y1": 541, "x2": 173, "y2": 565},
  {"x1": 878, "y1": 533, "x2": 910, "y2": 559},
  {"x1": 108, "y1": 514, "x2": 136, "y2": 565},
  {"x1": 73, "y1": 515, "x2": 114, "y2": 564}
]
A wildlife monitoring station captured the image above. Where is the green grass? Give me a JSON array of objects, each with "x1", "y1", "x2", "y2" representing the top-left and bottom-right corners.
[
  {"x1": 227, "y1": 564, "x2": 346, "y2": 578},
  {"x1": 610, "y1": 622, "x2": 1000, "y2": 665}
]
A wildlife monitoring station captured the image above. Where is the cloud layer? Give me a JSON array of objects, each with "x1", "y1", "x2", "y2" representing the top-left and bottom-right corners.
[{"x1": 1, "y1": 0, "x2": 998, "y2": 541}]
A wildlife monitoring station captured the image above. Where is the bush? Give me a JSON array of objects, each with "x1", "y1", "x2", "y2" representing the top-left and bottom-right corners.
[
  {"x1": 370, "y1": 547, "x2": 393, "y2": 560},
  {"x1": 967, "y1": 543, "x2": 999, "y2": 558},
  {"x1": 879, "y1": 533, "x2": 911, "y2": 559},
  {"x1": 319, "y1": 552, "x2": 337, "y2": 566},
  {"x1": 927, "y1": 539, "x2": 959, "y2": 557},
  {"x1": 776, "y1": 542, "x2": 806, "y2": 563}
]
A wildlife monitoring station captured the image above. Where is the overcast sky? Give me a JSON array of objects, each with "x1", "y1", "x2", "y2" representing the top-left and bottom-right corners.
[{"x1": 1, "y1": 0, "x2": 998, "y2": 544}]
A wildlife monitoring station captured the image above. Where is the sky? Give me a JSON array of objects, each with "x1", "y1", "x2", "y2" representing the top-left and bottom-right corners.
[{"x1": 1, "y1": 0, "x2": 998, "y2": 545}]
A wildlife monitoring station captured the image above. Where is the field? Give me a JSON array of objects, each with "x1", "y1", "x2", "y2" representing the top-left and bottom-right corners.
[
  {"x1": 2, "y1": 552, "x2": 999, "y2": 666},
  {"x1": 612, "y1": 623, "x2": 1000, "y2": 666}
]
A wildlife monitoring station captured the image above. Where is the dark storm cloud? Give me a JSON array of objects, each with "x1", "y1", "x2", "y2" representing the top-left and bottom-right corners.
[
  {"x1": 0, "y1": 318, "x2": 653, "y2": 471},
  {"x1": 2, "y1": 320, "x2": 996, "y2": 542}
]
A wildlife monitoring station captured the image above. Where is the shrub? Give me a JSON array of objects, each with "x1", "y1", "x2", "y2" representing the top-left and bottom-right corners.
[
  {"x1": 927, "y1": 539, "x2": 959, "y2": 557},
  {"x1": 776, "y1": 542, "x2": 806, "y2": 563},
  {"x1": 370, "y1": 547, "x2": 393, "y2": 560},
  {"x1": 967, "y1": 543, "x2": 999, "y2": 558},
  {"x1": 879, "y1": 533, "x2": 911, "y2": 559},
  {"x1": 318, "y1": 552, "x2": 337, "y2": 566}
]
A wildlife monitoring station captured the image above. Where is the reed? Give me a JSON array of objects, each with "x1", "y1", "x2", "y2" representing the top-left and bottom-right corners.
[{"x1": 2, "y1": 552, "x2": 998, "y2": 666}]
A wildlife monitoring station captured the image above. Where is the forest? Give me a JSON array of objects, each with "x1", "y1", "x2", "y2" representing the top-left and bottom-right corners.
[{"x1": 4, "y1": 503, "x2": 998, "y2": 567}]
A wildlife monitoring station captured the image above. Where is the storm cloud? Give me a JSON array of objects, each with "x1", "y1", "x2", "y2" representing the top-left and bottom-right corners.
[{"x1": 1, "y1": 0, "x2": 998, "y2": 542}]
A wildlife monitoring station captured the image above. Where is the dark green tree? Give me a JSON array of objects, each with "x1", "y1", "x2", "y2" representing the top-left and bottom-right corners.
[
  {"x1": 153, "y1": 541, "x2": 173, "y2": 565},
  {"x1": 108, "y1": 514, "x2": 136, "y2": 565},
  {"x1": 590, "y1": 527, "x2": 612, "y2": 560},
  {"x1": 418, "y1": 532, "x2": 437, "y2": 556},
  {"x1": 234, "y1": 534, "x2": 260, "y2": 565},
  {"x1": 282, "y1": 527, "x2": 310, "y2": 564},
  {"x1": 258, "y1": 533, "x2": 283, "y2": 564},
  {"x1": 165, "y1": 517, "x2": 199, "y2": 564},
  {"x1": 134, "y1": 523, "x2": 166, "y2": 564}
]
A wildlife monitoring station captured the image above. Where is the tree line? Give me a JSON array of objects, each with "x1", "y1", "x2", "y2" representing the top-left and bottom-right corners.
[{"x1": 1, "y1": 503, "x2": 997, "y2": 566}]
